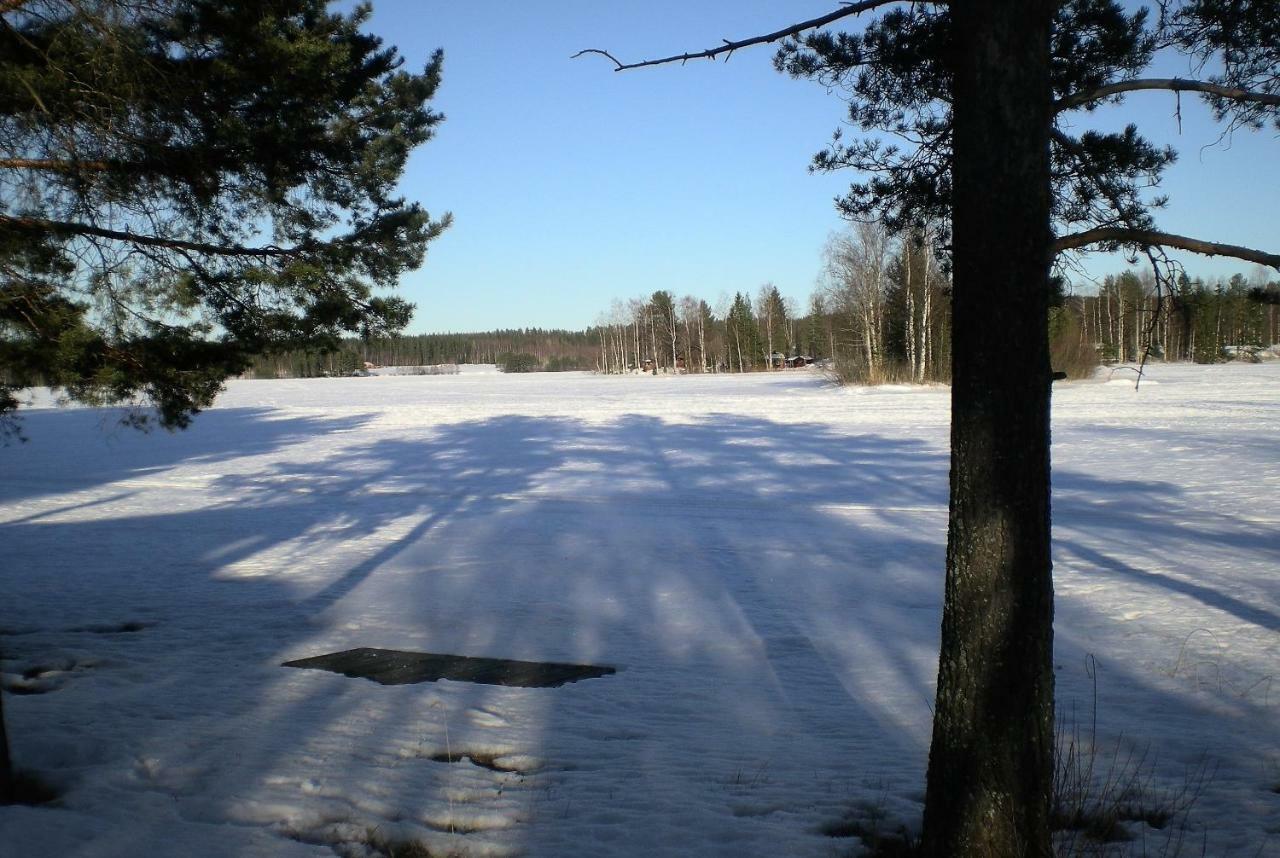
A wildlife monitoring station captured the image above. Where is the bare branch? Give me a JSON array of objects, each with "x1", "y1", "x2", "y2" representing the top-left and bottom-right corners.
[
  {"x1": 1, "y1": 215, "x2": 300, "y2": 259},
  {"x1": 572, "y1": 1, "x2": 911, "y2": 71},
  {"x1": 1056, "y1": 78, "x2": 1280, "y2": 113},
  {"x1": 571, "y1": 48, "x2": 626, "y2": 69},
  {"x1": 1053, "y1": 227, "x2": 1280, "y2": 271}
]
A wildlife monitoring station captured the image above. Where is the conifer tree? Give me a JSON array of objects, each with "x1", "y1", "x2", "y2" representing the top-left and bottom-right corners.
[
  {"x1": 650, "y1": 289, "x2": 678, "y2": 370},
  {"x1": 757, "y1": 283, "x2": 788, "y2": 366},
  {"x1": 0, "y1": 0, "x2": 450, "y2": 434},
  {"x1": 724, "y1": 291, "x2": 760, "y2": 372},
  {"x1": 580, "y1": 2, "x2": 1278, "y2": 852},
  {"x1": 1, "y1": 0, "x2": 447, "y2": 802}
]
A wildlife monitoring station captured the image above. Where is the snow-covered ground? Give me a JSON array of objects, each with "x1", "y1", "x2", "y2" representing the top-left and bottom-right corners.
[{"x1": 1, "y1": 363, "x2": 1277, "y2": 857}]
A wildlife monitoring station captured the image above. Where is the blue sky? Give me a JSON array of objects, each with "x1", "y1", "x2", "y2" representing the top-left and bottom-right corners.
[{"x1": 360, "y1": 2, "x2": 1279, "y2": 334}]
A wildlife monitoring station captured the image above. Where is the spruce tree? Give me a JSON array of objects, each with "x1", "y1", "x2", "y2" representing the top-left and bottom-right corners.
[{"x1": 725, "y1": 291, "x2": 760, "y2": 372}]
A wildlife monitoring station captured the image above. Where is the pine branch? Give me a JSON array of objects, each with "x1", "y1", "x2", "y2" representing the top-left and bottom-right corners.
[
  {"x1": 572, "y1": 0, "x2": 912, "y2": 71},
  {"x1": 1, "y1": 215, "x2": 300, "y2": 258},
  {"x1": 1055, "y1": 78, "x2": 1280, "y2": 112},
  {"x1": 0, "y1": 158, "x2": 112, "y2": 172},
  {"x1": 1052, "y1": 227, "x2": 1280, "y2": 271}
]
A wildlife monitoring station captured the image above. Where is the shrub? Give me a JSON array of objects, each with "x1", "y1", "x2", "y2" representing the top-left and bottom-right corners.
[
  {"x1": 544, "y1": 355, "x2": 588, "y2": 372},
  {"x1": 1050, "y1": 308, "x2": 1100, "y2": 380},
  {"x1": 498, "y1": 352, "x2": 540, "y2": 373},
  {"x1": 825, "y1": 355, "x2": 936, "y2": 386}
]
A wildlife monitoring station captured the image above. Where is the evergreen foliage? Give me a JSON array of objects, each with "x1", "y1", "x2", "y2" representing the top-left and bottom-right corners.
[
  {"x1": 773, "y1": 1, "x2": 1182, "y2": 257},
  {"x1": 498, "y1": 352, "x2": 541, "y2": 373},
  {"x1": 1165, "y1": 0, "x2": 1279, "y2": 132},
  {"x1": 248, "y1": 328, "x2": 602, "y2": 377},
  {"x1": 725, "y1": 291, "x2": 761, "y2": 371},
  {"x1": 0, "y1": 0, "x2": 450, "y2": 432}
]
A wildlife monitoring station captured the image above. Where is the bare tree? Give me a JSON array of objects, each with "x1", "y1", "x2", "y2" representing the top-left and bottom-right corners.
[{"x1": 825, "y1": 221, "x2": 890, "y2": 377}]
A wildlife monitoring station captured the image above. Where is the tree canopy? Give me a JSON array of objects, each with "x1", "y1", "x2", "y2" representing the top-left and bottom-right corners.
[{"x1": 0, "y1": 0, "x2": 449, "y2": 433}]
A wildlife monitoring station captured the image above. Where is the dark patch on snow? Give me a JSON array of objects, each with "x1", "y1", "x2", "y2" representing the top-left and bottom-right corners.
[
  {"x1": 74, "y1": 621, "x2": 150, "y2": 634},
  {"x1": 427, "y1": 750, "x2": 528, "y2": 774},
  {"x1": 4, "y1": 657, "x2": 94, "y2": 695},
  {"x1": 1, "y1": 770, "x2": 61, "y2": 806},
  {"x1": 4, "y1": 683, "x2": 52, "y2": 696},
  {"x1": 282, "y1": 647, "x2": 615, "y2": 688}
]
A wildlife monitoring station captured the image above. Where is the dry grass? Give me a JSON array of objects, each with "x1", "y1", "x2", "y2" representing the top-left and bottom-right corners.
[
  {"x1": 1052, "y1": 658, "x2": 1212, "y2": 856},
  {"x1": 824, "y1": 355, "x2": 945, "y2": 386}
]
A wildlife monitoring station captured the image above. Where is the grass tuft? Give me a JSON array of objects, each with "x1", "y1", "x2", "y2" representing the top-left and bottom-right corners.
[
  {"x1": 1052, "y1": 656, "x2": 1212, "y2": 855},
  {"x1": 353, "y1": 827, "x2": 469, "y2": 858},
  {"x1": 820, "y1": 796, "x2": 920, "y2": 857}
]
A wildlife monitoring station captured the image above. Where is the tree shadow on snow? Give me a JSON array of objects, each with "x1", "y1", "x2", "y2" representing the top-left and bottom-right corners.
[
  {"x1": 2, "y1": 405, "x2": 1275, "y2": 854},
  {"x1": 1, "y1": 407, "x2": 953, "y2": 854}
]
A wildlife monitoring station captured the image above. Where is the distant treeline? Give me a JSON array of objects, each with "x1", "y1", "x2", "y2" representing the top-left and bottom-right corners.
[
  {"x1": 243, "y1": 241, "x2": 1279, "y2": 382},
  {"x1": 246, "y1": 329, "x2": 599, "y2": 378},
  {"x1": 1077, "y1": 271, "x2": 1279, "y2": 364}
]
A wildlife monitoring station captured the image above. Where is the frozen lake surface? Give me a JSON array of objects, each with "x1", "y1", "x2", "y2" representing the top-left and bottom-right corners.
[{"x1": 2, "y1": 363, "x2": 1277, "y2": 856}]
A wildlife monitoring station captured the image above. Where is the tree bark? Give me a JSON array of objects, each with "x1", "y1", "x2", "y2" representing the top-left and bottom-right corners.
[
  {"x1": 922, "y1": 1, "x2": 1056, "y2": 855},
  {"x1": 1, "y1": 680, "x2": 12, "y2": 803}
]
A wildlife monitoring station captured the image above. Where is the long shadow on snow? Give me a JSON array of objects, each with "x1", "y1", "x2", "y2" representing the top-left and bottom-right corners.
[
  {"x1": 1054, "y1": 470, "x2": 1280, "y2": 631},
  {"x1": 8, "y1": 407, "x2": 1273, "y2": 854},
  {"x1": 0, "y1": 406, "x2": 377, "y2": 506},
  {"x1": 2, "y1": 409, "x2": 951, "y2": 854}
]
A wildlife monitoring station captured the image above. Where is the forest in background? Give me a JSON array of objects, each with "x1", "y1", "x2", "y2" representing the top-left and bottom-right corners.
[{"x1": 246, "y1": 226, "x2": 1280, "y2": 381}]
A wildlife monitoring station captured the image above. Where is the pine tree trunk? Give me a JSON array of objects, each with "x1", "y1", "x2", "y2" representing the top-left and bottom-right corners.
[{"x1": 922, "y1": 1, "x2": 1056, "y2": 855}]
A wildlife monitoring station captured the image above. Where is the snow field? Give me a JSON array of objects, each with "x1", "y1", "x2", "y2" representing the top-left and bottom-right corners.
[{"x1": 1, "y1": 363, "x2": 1277, "y2": 856}]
